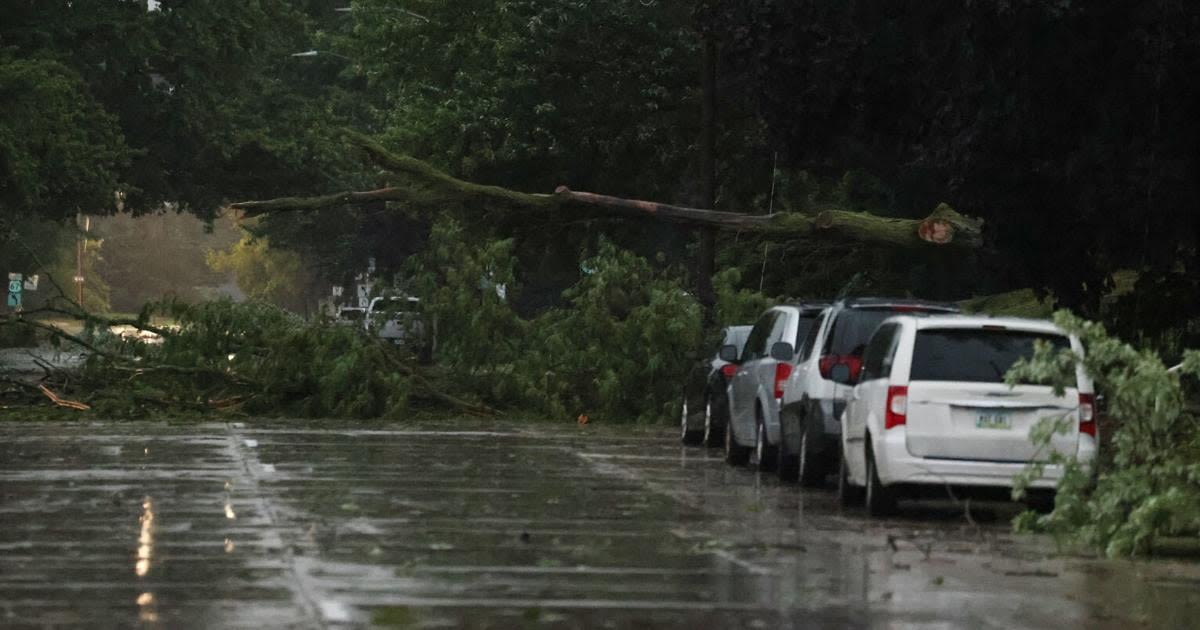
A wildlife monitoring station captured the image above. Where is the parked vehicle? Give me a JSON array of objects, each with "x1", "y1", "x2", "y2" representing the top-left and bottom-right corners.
[
  {"x1": 723, "y1": 304, "x2": 827, "y2": 472},
  {"x1": 365, "y1": 296, "x2": 433, "y2": 360},
  {"x1": 334, "y1": 306, "x2": 366, "y2": 326},
  {"x1": 834, "y1": 315, "x2": 1096, "y2": 516},
  {"x1": 681, "y1": 325, "x2": 753, "y2": 446},
  {"x1": 779, "y1": 298, "x2": 960, "y2": 485}
]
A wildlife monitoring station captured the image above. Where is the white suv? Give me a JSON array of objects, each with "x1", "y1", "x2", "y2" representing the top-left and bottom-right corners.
[{"x1": 835, "y1": 315, "x2": 1098, "y2": 516}]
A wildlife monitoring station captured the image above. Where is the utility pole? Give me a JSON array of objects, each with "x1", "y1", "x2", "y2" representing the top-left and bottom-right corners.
[
  {"x1": 697, "y1": 38, "x2": 718, "y2": 326},
  {"x1": 75, "y1": 213, "x2": 88, "y2": 306}
]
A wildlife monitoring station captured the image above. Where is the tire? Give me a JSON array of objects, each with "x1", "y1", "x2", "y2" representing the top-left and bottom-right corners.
[
  {"x1": 796, "y1": 413, "x2": 824, "y2": 488},
  {"x1": 680, "y1": 395, "x2": 702, "y2": 445},
  {"x1": 754, "y1": 412, "x2": 777, "y2": 473},
  {"x1": 724, "y1": 415, "x2": 751, "y2": 466},
  {"x1": 776, "y1": 414, "x2": 799, "y2": 482},
  {"x1": 702, "y1": 396, "x2": 723, "y2": 448},
  {"x1": 838, "y1": 449, "x2": 864, "y2": 507},
  {"x1": 865, "y1": 438, "x2": 897, "y2": 517},
  {"x1": 1025, "y1": 489, "x2": 1056, "y2": 514}
]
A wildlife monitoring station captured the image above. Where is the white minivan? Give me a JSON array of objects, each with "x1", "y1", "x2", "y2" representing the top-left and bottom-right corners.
[{"x1": 835, "y1": 315, "x2": 1097, "y2": 516}]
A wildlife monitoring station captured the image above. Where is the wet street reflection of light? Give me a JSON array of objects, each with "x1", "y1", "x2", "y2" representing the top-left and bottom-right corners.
[
  {"x1": 224, "y1": 537, "x2": 235, "y2": 553},
  {"x1": 224, "y1": 501, "x2": 237, "y2": 520},
  {"x1": 135, "y1": 497, "x2": 155, "y2": 577},
  {"x1": 135, "y1": 498, "x2": 159, "y2": 623},
  {"x1": 137, "y1": 591, "x2": 158, "y2": 623}
]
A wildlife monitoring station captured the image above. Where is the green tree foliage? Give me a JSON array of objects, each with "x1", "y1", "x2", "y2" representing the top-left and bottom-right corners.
[
  {"x1": 1, "y1": 0, "x2": 367, "y2": 220},
  {"x1": 207, "y1": 232, "x2": 321, "y2": 315},
  {"x1": 0, "y1": 58, "x2": 129, "y2": 220},
  {"x1": 349, "y1": 0, "x2": 701, "y2": 197},
  {"x1": 1008, "y1": 311, "x2": 1200, "y2": 556},
  {"x1": 699, "y1": 0, "x2": 1200, "y2": 343},
  {"x1": 409, "y1": 219, "x2": 702, "y2": 423},
  {"x1": 68, "y1": 300, "x2": 411, "y2": 418}
]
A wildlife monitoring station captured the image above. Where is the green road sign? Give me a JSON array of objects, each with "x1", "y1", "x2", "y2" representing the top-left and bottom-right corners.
[
  {"x1": 7, "y1": 292, "x2": 20, "y2": 308},
  {"x1": 8, "y1": 279, "x2": 22, "y2": 295}
]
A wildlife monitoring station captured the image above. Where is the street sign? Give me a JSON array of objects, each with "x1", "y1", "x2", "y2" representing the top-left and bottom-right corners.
[
  {"x1": 7, "y1": 272, "x2": 23, "y2": 310},
  {"x1": 23, "y1": 275, "x2": 38, "y2": 291}
]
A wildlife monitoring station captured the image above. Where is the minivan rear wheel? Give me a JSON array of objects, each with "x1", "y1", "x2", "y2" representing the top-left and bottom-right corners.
[
  {"x1": 865, "y1": 439, "x2": 897, "y2": 517},
  {"x1": 838, "y1": 451, "x2": 863, "y2": 507}
]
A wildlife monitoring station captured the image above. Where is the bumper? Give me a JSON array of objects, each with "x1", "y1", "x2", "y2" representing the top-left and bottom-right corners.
[{"x1": 874, "y1": 427, "x2": 1096, "y2": 490}]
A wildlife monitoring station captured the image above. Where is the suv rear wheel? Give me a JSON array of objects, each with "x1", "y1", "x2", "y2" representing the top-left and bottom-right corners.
[
  {"x1": 680, "y1": 395, "x2": 702, "y2": 445},
  {"x1": 797, "y1": 413, "x2": 824, "y2": 487},
  {"x1": 724, "y1": 417, "x2": 750, "y2": 466},
  {"x1": 776, "y1": 413, "x2": 799, "y2": 482},
  {"x1": 754, "y1": 412, "x2": 777, "y2": 472},
  {"x1": 702, "y1": 397, "x2": 722, "y2": 448}
]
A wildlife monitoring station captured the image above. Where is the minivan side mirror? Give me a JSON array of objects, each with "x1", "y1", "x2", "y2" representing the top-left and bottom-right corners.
[
  {"x1": 718, "y1": 345, "x2": 740, "y2": 363},
  {"x1": 769, "y1": 341, "x2": 794, "y2": 362},
  {"x1": 830, "y1": 362, "x2": 855, "y2": 385}
]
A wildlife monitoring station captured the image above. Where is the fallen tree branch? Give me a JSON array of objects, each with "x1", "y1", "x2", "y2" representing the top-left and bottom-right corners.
[
  {"x1": 36, "y1": 384, "x2": 90, "y2": 410},
  {"x1": 381, "y1": 351, "x2": 495, "y2": 416},
  {"x1": 228, "y1": 130, "x2": 983, "y2": 249}
]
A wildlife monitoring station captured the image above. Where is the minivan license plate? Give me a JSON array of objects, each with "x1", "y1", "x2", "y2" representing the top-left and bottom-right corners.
[{"x1": 976, "y1": 411, "x2": 1011, "y2": 430}]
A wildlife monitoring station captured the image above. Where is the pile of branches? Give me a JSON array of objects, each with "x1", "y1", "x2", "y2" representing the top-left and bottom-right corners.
[
  {"x1": 0, "y1": 298, "x2": 490, "y2": 419},
  {"x1": 1010, "y1": 311, "x2": 1200, "y2": 557}
]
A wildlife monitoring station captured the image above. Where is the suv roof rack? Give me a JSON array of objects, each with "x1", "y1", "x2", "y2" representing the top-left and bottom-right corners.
[{"x1": 838, "y1": 296, "x2": 960, "y2": 311}]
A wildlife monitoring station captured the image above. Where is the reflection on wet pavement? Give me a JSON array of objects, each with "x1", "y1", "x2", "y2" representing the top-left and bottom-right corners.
[{"x1": 0, "y1": 422, "x2": 1197, "y2": 628}]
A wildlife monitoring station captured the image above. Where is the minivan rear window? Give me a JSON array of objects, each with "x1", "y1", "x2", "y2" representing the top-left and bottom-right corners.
[{"x1": 909, "y1": 329, "x2": 1071, "y2": 383}]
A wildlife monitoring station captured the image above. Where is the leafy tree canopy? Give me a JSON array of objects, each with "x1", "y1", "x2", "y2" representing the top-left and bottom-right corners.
[{"x1": 699, "y1": 0, "x2": 1200, "y2": 341}]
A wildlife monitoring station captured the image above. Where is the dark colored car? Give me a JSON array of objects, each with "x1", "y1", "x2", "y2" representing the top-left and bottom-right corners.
[{"x1": 681, "y1": 325, "x2": 753, "y2": 447}]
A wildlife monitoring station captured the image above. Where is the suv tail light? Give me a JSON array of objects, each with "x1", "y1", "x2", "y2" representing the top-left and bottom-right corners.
[
  {"x1": 885, "y1": 386, "x2": 908, "y2": 430},
  {"x1": 774, "y1": 362, "x2": 793, "y2": 399},
  {"x1": 720, "y1": 364, "x2": 737, "y2": 379},
  {"x1": 818, "y1": 354, "x2": 863, "y2": 382},
  {"x1": 1078, "y1": 393, "x2": 1096, "y2": 437}
]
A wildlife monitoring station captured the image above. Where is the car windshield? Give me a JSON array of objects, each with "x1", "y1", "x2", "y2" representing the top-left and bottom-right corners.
[
  {"x1": 910, "y1": 328, "x2": 1071, "y2": 383},
  {"x1": 374, "y1": 299, "x2": 420, "y2": 314}
]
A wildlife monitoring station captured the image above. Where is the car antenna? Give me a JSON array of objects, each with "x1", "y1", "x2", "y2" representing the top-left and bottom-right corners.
[{"x1": 836, "y1": 272, "x2": 865, "y2": 301}]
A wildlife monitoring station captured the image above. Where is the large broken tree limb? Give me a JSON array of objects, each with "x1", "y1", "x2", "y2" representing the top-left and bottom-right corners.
[{"x1": 230, "y1": 131, "x2": 984, "y2": 250}]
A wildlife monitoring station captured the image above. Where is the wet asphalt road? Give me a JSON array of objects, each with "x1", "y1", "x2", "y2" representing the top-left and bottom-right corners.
[{"x1": 1, "y1": 422, "x2": 1198, "y2": 629}]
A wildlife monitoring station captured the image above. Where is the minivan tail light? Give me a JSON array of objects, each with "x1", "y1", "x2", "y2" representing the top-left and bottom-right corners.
[
  {"x1": 720, "y1": 364, "x2": 737, "y2": 379},
  {"x1": 1078, "y1": 393, "x2": 1096, "y2": 437},
  {"x1": 885, "y1": 386, "x2": 908, "y2": 429},
  {"x1": 774, "y1": 362, "x2": 793, "y2": 399}
]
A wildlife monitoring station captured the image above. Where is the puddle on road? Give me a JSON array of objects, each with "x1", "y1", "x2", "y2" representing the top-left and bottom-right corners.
[{"x1": 0, "y1": 421, "x2": 1196, "y2": 628}]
